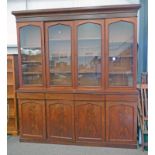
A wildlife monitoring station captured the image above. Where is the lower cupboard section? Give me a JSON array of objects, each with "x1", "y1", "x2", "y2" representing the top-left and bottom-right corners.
[{"x1": 18, "y1": 97, "x2": 137, "y2": 148}]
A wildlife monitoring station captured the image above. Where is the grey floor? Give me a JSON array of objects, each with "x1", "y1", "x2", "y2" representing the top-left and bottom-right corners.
[{"x1": 7, "y1": 136, "x2": 147, "y2": 155}]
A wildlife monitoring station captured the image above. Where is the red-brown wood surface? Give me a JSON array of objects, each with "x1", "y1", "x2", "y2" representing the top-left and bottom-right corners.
[
  {"x1": 19, "y1": 99, "x2": 46, "y2": 140},
  {"x1": 7, "y1": 54, "x2": 19, "y2": 135},
  {"x1": 75, "y1": 101, "x2": 105, "y2": 142},
  {"x1": 106, "y1": 101, "x2": 137, "y2": 143},
  {"x1": 46, "y1": 100, "x2": 75, "y2": 142},
  {"x1": 12, "y1": 4, "x2": 140, "y2": 23}
]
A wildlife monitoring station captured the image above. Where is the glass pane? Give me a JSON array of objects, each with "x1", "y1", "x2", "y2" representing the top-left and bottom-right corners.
[
  {"x1": 48, "y1": 25, "x2": 71, "y2": 86},
  {"x1": 20, "y1": 26, "x2": 42, "y2": 85},
  {"x1": 108, "y1": 21, "x2": 134, "y2": 86},
  {"x1": 78, "y1": 23, "x2": 101, "y2": 86}
]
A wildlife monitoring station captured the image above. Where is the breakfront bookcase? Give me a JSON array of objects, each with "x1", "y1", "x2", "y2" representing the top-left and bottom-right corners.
[{"x1": 13, "y1": 4, "x2": 140, "y2": 148}]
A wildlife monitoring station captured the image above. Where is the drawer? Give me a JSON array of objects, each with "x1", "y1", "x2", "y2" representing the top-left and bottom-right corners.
[
  {"x1": 106, "y1": 95, "x2": 138, "y2": 102},
  {"x1": 74, "y1": 94, "x2": 104, "y2": 101},
  {"x1": 46, "y1": 93, "x2": 74, "y2": 100},
  {"x1": 17, "y1": 93, "x2": 45, "y2": 99}
]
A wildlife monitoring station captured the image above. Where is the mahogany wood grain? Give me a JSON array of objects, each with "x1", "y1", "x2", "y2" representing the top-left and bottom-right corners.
[
  {"x1": 46, "y1": 93, "x2": 74, "y2": 100},
  {"x1": 75, "y1": 101, "x2": 105, "y2": 142},
  {"x1": 17, "y1": 93, "x2": 45, "y2": 99},
  {"x1": 74, "y1": 94, "x2": 104, "y2": 101},
  {"x1": 12, "y1": 4, "x2": 140, "y2": 22},
  {"x1": 106, "y1": 102, "x2": 137, "y2": 143},
  {"x1": 106, "y1": 95, "x2": 138, "y2": 102},
  {"x1": 19, "y1": 100, "x2": 46, "y2": 140},
  {"x1": 46, "y1": 100, "x2": 75, "y2": 142}
]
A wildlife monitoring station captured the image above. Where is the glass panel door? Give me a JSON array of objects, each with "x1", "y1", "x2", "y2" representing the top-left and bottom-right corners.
[
  {"x1": 108, "y1": 21, "x2": 134, "y2": 87},
  {"x1": 20, "y1": 25, "x2": 43, "y2": 85},
  {"x1": 77, "y1": 23, "x2": 101, "y2": 86},
  {"x1": 48, "y1": 24, "x2": 72, "y2": 86}
]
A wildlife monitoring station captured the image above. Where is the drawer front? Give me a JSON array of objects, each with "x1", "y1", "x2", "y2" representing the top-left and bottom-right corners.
[
  {"x1": 106, "y1": 95, "x2": 138, "y2": 102},
  {"x1": 17, "y1": 93, "x2": 45, "y2": 99},
  {"x1": 46, "y1": 93, "x2": 74, "y2": 100},
  {"x1": 75, "y1": 94, "x2": 104, "y2": 101}
]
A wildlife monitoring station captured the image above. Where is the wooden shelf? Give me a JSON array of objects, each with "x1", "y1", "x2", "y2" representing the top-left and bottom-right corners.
[
  {"x1": 7, "y1": 83, "x2": 15, "y2": 86},
  {"x1": 78, "y1": 38, "x2": 101, "y2": 41},
  {"x1": 49, "y1": 39, "x2": 70, "y2": 41},
  {"x1": 7, "y1": 69, "x2": 13, "y2": 72},
  {"x1": 109, "y1": 56, "x2": 133, "y2": 58},
  {"x1": 23, "y1": 72, "x2": 42, "y2": 75},
  {"x1": 8, "y1": 112, "x2": 16, "y2": 118},
  {"x1": 109, "y1": 71, "x2": 132, "y2": 75},
  {"x1": 21, "y1": 47, "x2": 41, "y2": 49},
  {"x1": 8, "y1": 95, "x2": 15, "y2": 98},
  {"x1": 50, "y1": 72, "x2": 71, "y2": 74},
  {"x1": 79, "y1": 72, "x2": 101, "y2": 74},
  {"x1": 22, "y1": 61, "x2": 42, "y2": 63}
]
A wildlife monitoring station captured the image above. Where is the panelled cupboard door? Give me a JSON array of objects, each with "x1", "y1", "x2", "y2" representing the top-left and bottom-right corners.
[
  {"x1": 75, "y1": 101, "x2": 104, "y2": 142},
  {"x1": 106, "y1": 102, "x2": 136, "y2": 143},
  {"x1": 105, "y1": 18, "x2": 137, "y2": 90},
  {"x1": 19, "y1": 100, "x2": 46, "y2": 140},
  {"x1": 46, "y1": 100, "x2": 75, "y2": 142},
  {"x1": 45, "y1": 21, "x2": 74, "y2": 89},
  {"x1": 17, "y1": 22, "x2": 46, "y2": 88},
  {"x1": 74, "y1": 20, "x2": 104, "y2": 89}
]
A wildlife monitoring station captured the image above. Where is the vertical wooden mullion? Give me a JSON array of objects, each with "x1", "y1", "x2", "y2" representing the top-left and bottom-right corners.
[
  {"x1": 70, "y1": 21, "x2": 76, "y2": 89},
  {"x1": 41, "y1": 21, "x2": 46, "y2": 88},
  {"x1": 101, "y1": 20, "x2": 105, "y2": 90},
  {"x1": 45, "y1": 23, "x2": 50, "y2": 88},
  {"x1": 133, "y1": 17, "x2": 137, "y2": 89},
  {"x1": 74, "y1": 22, "x2": 78, "y2": 89},
  {"x1": 104, "y1": 19, "x2": 109, "y2": 90},
  {"x1": 17, "y1": 24, "x2": 23, "y2": 88}
]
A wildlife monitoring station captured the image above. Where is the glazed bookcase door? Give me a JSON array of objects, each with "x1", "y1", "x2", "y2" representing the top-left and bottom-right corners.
[
  {"x1": 105, "y1": 18, "x2": 137, "y2": 89},
  {"x1": 17, "y1": 22, "x2": 45, "y2": 88},
  {"x1": 45, "y1": 22, "x2": 74, "y2": 88},
  {"x1": 75, "y1": 20, "x2": 104, "y2": 89}
]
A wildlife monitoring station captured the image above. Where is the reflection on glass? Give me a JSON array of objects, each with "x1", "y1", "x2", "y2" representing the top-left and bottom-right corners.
[
  {"x1": 48, "y1": 25, "x2": 71, "y2": 85},
  {"x1": 78, "y1": 23, "x2": 101, "y2": 86},
  {"x1": 108, "y1": 21, "x2": 134, "y2": 86},
  {"x1": 20, "y1": 26, "x2": 42, "y2": 85}
]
